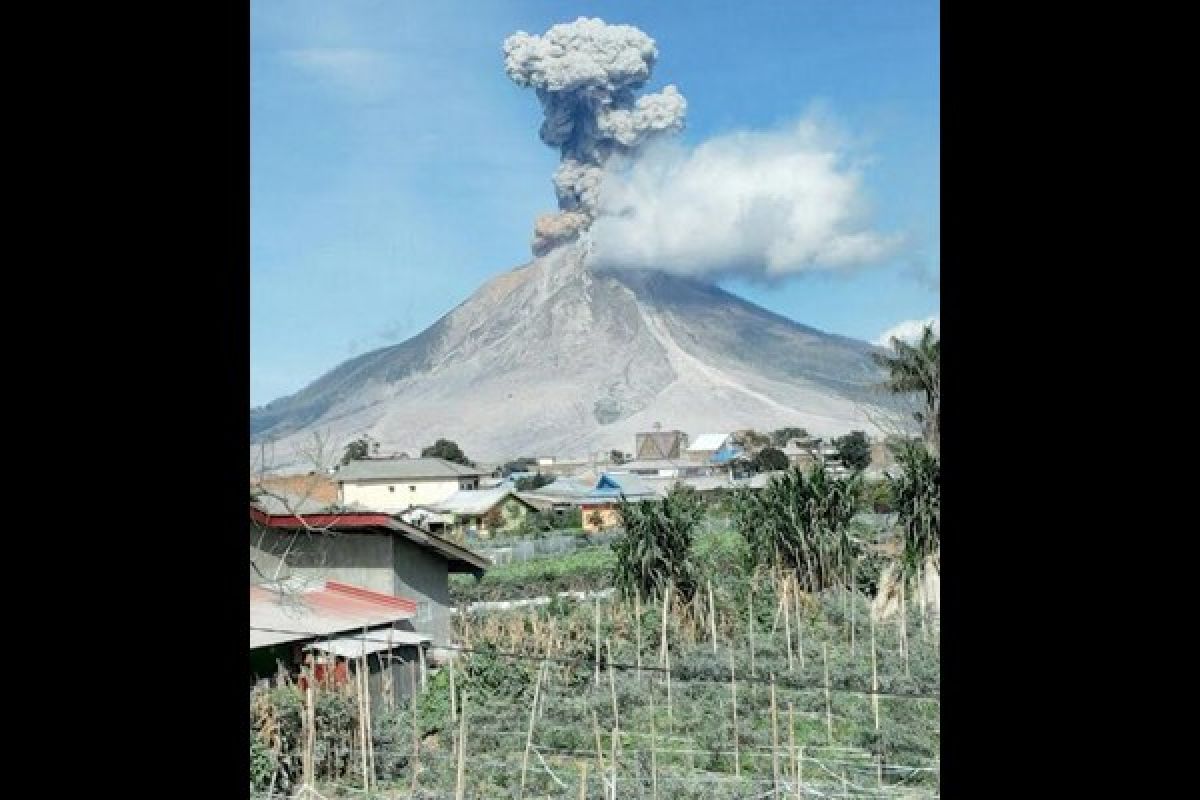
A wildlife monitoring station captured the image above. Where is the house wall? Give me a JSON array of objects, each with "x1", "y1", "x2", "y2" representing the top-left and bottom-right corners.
[
  {"x1": 250, "y1": 527, "x2": 396, "y2": 594},
  {"x1": 341, "y1": 477, "x2": 477, "y2": 512},
  {"x1": 392, "y1": 537, "x2": 455, "y2": 642},
  {"x1": 581, "y1": 504, "x2": 621, "y2": 532}
]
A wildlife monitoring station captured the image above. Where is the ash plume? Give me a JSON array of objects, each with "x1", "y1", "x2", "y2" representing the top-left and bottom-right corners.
[{"x1": 504, "y1": 17, "x2": 687, "y2": 256}]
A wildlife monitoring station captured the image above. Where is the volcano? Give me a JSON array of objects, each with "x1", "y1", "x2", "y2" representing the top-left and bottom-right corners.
[{"x1": 250, "y1": 246, "x2": 904, "y2": 470}]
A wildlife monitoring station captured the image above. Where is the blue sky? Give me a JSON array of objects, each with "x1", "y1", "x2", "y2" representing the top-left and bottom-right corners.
[{"x1": 251, "y1": 0, "x2": 939, "y2": 407}]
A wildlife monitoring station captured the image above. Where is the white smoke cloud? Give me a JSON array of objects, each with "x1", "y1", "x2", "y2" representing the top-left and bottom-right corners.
[
  {"x1": 586, "y1": 116, "x2": 905, "y2": 277},
  {"x1": 874, "y1": 315, "x2": 940, "y2": 347}
]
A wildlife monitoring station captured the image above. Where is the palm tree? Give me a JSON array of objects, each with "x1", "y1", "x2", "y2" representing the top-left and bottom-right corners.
[{"x1": 873, "y1": 324, "x2": 940, "y2": 453}]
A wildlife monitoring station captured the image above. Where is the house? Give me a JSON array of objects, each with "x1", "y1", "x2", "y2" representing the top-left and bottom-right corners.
[
  {"x1": 333, "y1": 457, "x2": 485, "y2": 512},
  {"x1": 249, "y1": 579, "x2": 430, "y2": 708},
  {"x1": 686, "y1": 433, "x2": 742, "y2": 464},
  {"x1": 250, "y1": 504, "x2": 488, "y2": 643},
  {"x1": 518, "y1": 472, "x2": 658, "y2": 532},
  {"x1": 782, "y1": 437, "x2": 849, "y2": 474},
  {"x1": 251, "y1": 472, "x2": 339, "y2": 506},
  {"x1": 401, "y1": 488, "x2": 540, "y2": 539},
  {"x1": 634, "y1": 430, "x2": 689, "y2": 460}
]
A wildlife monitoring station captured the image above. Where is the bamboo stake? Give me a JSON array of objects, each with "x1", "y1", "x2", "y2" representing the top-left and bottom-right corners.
[
  {"x1": 635, "y1": 591, "x2": 643, "y2": 682},
  {"x1": 454, "y1": 692, "x2": 468, "y2": 800},
  {"x1": 782, "y1": 580, "x2": 794, "y2": 672},
  {"x1": 797, "y1": 745, "x2": 804, "y2": 800},
  {"x1": 303, "y1": 685, "x2": 315, "y2": 787},
  {"x1": 849, "y1": 562, "x2": 857, "y2": 657},
  {"x1": 610, "y1": 727, "x2": 618, "y2": 800},
  {"x1": 748, "y1": 585, "x2": 756, "y2": 679},
  {"x1": 871, "y1": 615, "x2": 882, "y2": 788},
  {"x1": 591, "y1": 711, "x2": 608, "y2": 800},
  {"x1": 519, "y1": 661, "x2": 546, "y2": 800},
  {"x1": 793, "y1": 575, "x2": 805, "y2": 670},
  {"x1": 788, "y1": 703, "x2": 799, "y2": 798},
  {"x1": 770, "y1": 675, "x2": 780, "y2": 797},
  {"x1": 823, "y1": 643, "x2": 833, "y2": 744},
  {"x1": 900, "y1": 586, "x2": 911, "y2": 678},
  {"x1": 579, "y1": 762, "x2": 588, "y2": 800},
  {"x1": 363, "y1": 655, "x2": 375, "y2": 788},
  {"x1": 606, "y1": 639, "x2": 619, "y2": 731},
  {"x1": 411, "y1": 657, "x2": 420, "y2": 795},
  {"x1": 595, "y1": 598, "x2": 601, "y2": 687},
  {"x1": 709, "y1": 580, "x2": 718, "y2": 654},
  {"x1": 449, "y1": 654, "x2": 457, "y2": 724},
  {"x1": 358, "y1": 644, "x2": 369, "y2": 793},
  {"x1": 729, "y1": 645, "x2": 740, "y2": 778},
  {"x1": 649, "y1": 687, "x2": 659, "y2": 800},
  {"x1": 661, "y1": 583, "x2": 673, "y2": 731}
]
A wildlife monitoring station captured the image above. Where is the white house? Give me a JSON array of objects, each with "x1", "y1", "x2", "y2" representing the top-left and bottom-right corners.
[{"x1": 334, "y1": 457, "x2": 485, "y2": 512}]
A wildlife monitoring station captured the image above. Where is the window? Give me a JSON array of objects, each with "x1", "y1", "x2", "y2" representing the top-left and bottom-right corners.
[
  {"x1": 388, "y1": 485, "x2": 395, "y2": 492},
  {"x1": 409, "y1": 485, "x2": 416, "y2": 492}
]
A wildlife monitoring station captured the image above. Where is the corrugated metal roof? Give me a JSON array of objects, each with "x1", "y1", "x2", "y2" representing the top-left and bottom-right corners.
[
  {"x1": 431, "y1": 487, "x2": 529, "y2": 515},
  {"x1": 250, "y1": 581, "x2": 418, "y2": 649},
  {"x1": 334, "y1": 458, "x2": 484, "y2": 482},
  {"x1": 305, "y1": 629, "x2": 431, "y2": 658},
  {"x1": 687, "y1": 433, "x2": 732, "y2": 452},
  {"x1": 249, "y1": 506, "x2": 490, "y2": 573}
]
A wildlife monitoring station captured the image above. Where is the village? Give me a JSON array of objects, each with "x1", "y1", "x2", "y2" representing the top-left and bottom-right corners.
[{"x1": 250, "y1": 426, "x2": 899, "y2": 694}]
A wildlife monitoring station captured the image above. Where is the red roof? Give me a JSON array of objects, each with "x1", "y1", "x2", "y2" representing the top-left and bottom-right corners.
[
  {"x1": 250, "y1": 580, "x2": 418, "y2": 649},
  {"x1": 249, "y1": 507, "x2": 396, "y2": 530}
]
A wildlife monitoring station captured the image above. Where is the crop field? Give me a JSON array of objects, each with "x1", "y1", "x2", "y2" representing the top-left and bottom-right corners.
[{"x1": 252, "y1": 554, "x2": 939, "y2": 799}]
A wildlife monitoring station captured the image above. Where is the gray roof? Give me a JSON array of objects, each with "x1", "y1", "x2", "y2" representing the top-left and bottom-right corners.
[
  {"x1": 251, "y1": 491, "x2": 336, "y2": 515},
  {"x1": 334, "y1": 457, "x2": 484, "y2": 482},
  {"x1": 431, "y1": 488, "x2": 534, "y2": 516}
]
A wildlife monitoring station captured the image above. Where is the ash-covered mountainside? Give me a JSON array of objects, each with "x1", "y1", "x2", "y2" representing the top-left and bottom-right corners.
[{"x1": 251, "y1": 246, "x2": 903, "y2": 470}]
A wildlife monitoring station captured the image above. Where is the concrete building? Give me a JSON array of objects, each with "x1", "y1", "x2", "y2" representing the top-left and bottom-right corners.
[
  {"x1": 606, "y1": 458, "x2": 713, "y2": 479},
  {"x1": 400, "y1": 488, "x2": 539, "y2": 539},
  {"x1": 334, "y1": 457, "x2": 485, "y2": 512},
  {"x1": 250, "y1": 505, "x2": 488, "y2": 644},
  {"x1": 686, "y1": 433, "x2": 741, "y2": 464}
]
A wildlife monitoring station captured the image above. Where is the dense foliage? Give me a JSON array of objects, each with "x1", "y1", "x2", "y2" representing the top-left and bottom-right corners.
[
  {"x1": 752, "y1": 445, "x2": 789, "y2": 472},
  {"x1": 873, "y1": 324, "x2": 940, "y2": 451},
  {"x1": 515, "y1": 473, "x2": 555, "y2": 491},
  {"x1": 341, "y1": 436, "x2": 370, "y2": 465},
  {"x1": 833, "y1": 430, "x2": 871, "y2": 471},
  {"x1": 731, "y1": 466, "x2": 862, "y2": 591},
  {"x1": 613, "y1": 485, "x2": 704, "y2": 602},
  {"x1": 770, "y1": 426, "x2": 810, "y2": 447},
  {"x1": 888, "y1": 439, "x2": 941, "y2": 578},
  {"x1": 421, "y1": 438, "x2": 472, "y2": 466}
]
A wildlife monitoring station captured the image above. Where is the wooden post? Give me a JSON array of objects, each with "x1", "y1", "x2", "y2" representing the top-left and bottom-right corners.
[
  {"x1": 579, "y1": 762, "x2": 589, "y2": 800},
  {"x1": 708, "y1": 580, "x2": 718, "y2": 654},
  {"x1": 770, "y1": 675, "x2": 780, "y2": 797},
  {"x1": 782, "y1": 580, "x2": 794, "y2": 672},
  {"x1": 900, "y1": 586, "x2": 911, "y2": 678},
  {"x1": 454, "y1": 692, "x2": 468, "y2": 800},
  {"x1": 823, "y1": 643, "x2": 833, "y2": 744},
  {"x1": 729, "y1": 645, "x2": 740, "y2": 778},
  {"x1": 849, "y1": 562, "x2": 857, "y2": 657},
  {"x1": 519, "y1": 661, "x2": 546, "y2": 800}
]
